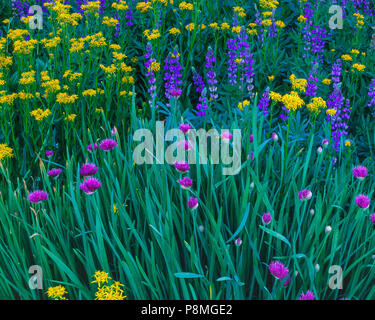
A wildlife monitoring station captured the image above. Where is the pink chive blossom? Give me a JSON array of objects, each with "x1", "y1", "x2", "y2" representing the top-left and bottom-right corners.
[
  {"x1": 355, "y1": 194, "x2": 370, "y2": 209},
  {"x1": 298, "y1": 290, "x2": 315, "y2": 300},
  {"x1": 283, "y1": 276, "x2": 291, "y2": 287},
  {"x1": 188, "y1": 197, "x2": 198, "y2": 210},
  {"x1": 45, "y1": 150, "x2": 54, "y2": 158},
  {"x1": 317, "y1": 146, "x2": 323, "y2": 154},
  {"x1": 80, "y1": 177, "x2": 101, "y2": 195},
  {"x1": 268, "y1": 261, "x2": 289, "y2": 279},
  {"x1": 28, "y1": 190, "x2": 48, "y2": 203},
  {"x1": 177, "y1": 140, "x2": 192, "y2": 151},
  {"x1": 352, "y1": 166, "x2": 368, "y2": 180},
  {"x1": 262, "y1": 212, "x2": 272, "y2": 225},
  {"x1": 87, "y1": 143, "x2": 98, "y2": 152},
  {"x1": 272, "y1": 132, "x2": 278, "y2": 141},
  {"x1": 174, "y1": 161, "x2": 190, "y2": 172},
  {"x1": 298, "y1": 189, "x2": 312, "y2": 201},
  {"x1": 235, "y1": 238, "x2": 242, "y2": 246},
  {"x1": 111, "y1": 127, "x2": 118, "y2": 136},
  {"x1": 178, "y1": 177, "x2": 193, "y2": 189},
  {"x1": 47, "y1": 168, "x2": 62, "y2": 178},
  {"x1": 322, "y1": 139, "x2": 329, "y2": 147},
  {"x1": 179, "y1": 123, "x2": 191, "y2": 134},
  {"x1": 170, "y1": 88, "x2": 182, "y2": 98},
  {"x1": 221, "y1": 131, "x2": 232, "y2": 143},
  {"x1": 99, "y1": 139, "x2": 118, "y2": 151},
  {"x1": 250, "y1": 134, "x2": 254, "y2": 143},
  {"x1": 79, "y1": 163, "x2": 98, "y2": 176},
  {"x1": 370, "y1": 214, "x2": 375, "y2": 225}
]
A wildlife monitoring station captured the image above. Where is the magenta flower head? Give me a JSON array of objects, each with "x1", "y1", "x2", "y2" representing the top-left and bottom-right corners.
[
  {"x1": 250, "y1": 134, "x2": 254, "y2": 143},
  {"x1": 268, "y1": 261, "x2": 289, "y2": 279},
  {"x1": 174, "y1": 161, "x2": 190, "y2": 173},
  {"x1": 28, "y1": 190, "x2": 48, "y2": 203},
  {"x1": 177, "y1": 140, "x2": 192, "y2": 151},
  {"x1": 179, "y1": 123, "x2": 191, "y2": 134},
  {"x1": 79, "y1": 163, "x2": 98, "y2": 176},
  {"x1": 298, "y1": 189, "x2": 312, "y2": 201},
  {"x1": 99, "y1": 139, "x2": 118, "y2": 151},
  {"x1": 272, "y1": 132, "x2": 278, "y2": 141},
  {"x1": 45, "y1": 150, "x2": 54, "y2": 158},
  {"x1": 47, "y1": 168, "x2": 62, "y2": 178},
  {"x1": 370, "y1": 213, "x2": 375, "y2": 225},
  {"x1": 178, "y1": 177, "x2": 193, "y2": 189},
  {"x1": 322, "y1": 139, "x2": 329, "y2": 147},
  {"x1": 262, "y1": 212, "x2": 272, "y2": 225},
  {"x1": 352, "y1": 166, "x2": 368, "y2": 180},
  {"x1": 235, "y1": 238, "x2": 242, "y2": 246},
  {"x1": 298, "y1": 290, "x2": 315, "y2": 300},
  {"x1": 80, "y1": 177, "x2": 101, "y2": 195},
  {"x1": 170, "y1": 88, "x2": 182, "y2": 98},
  {"x1": 188, "y1": 197, "x2": 198, "y2": 210},
  {"x1": 87, "y1": 143, "x2": 98, "y2": 152},
  {"x1": 355, "y1": 194, "x2": 370, "y2": 209},
  {"x1": 111, "y1": 127, "x2": 118, "y2": 136},
  {"x1": 221, "y1": 131, "x2": 232, "y2": 143},
  {"x1": 283, "y1": 276, "x2": 291, "y2": 287}
]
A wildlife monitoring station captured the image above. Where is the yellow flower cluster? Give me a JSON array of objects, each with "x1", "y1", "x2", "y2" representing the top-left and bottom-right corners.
[
  {"x1": 86, "y1": 32, "x2": 107, "y2": 48},
  {"x1": 102, "y1": 16, "x2": 119, "y2": 27},
  {"x1": 353, "y1": 13, "x2": 364, "y2": 29},
  {"x1": 41, "y1": 37, "x2": 61, "y2": 50},
  {"x1": 136, "y1": 1, "x2": 152, "y2": 13},
  {"x1": 46, "y1": 285, "x2": 67, "y2": 300},
  {"x1": 56, "y1": 92, "x2": 78, "y2": 104},
  {"x1": 64, "y1": 113, "x2": 77, "y2": 121},
  {"x1": 148, "y1": 61, "x2": 160, "y2": 72},
  {"x1": 13, "y1": 39, "x2": 38, "y2": 55},
  {"x1": 352, "y1": 63, "x2": 366, "y2": 72},
  {"x1": 112, "y1": 0, "x2": 129, "y2": 11},
  {"x1": 233, "y1": 6, "x2": 246, "y2": 18},
  {"x1": 269, "y1": 91, "x2": 282, "y2": 102},
  {"x1": 341, "y1": 54, "x2": 352, "y2": 61},
  {"x1": 169, "y1": 27, "x2": 181, "y2": 35},
  {"x1": 282, "y1": 91, "x2": 305, "y2": 111},
  {"x1": 322, "y1": 78, "x2": 331, "y2": 85},
  {"x1": 259, "y1": 0, "x2": 279, "y2": 9},
  {"x1": 297, "y1": 15, "x2": 307, "y2": 23},
  {"x1": 0, "y1": 144, "x2": 14, "y2": 161},
  {"x1": 238, "y1": 99, "x2": 251, "y2": 111},
  {"x1": 326, "y1": 108, "x2": 337, "y2": 117},
  {"x1": 7, "y1": 29, "x2": 29, "y2": 41},
  {"x1": 92, "y1": 271, "x2": 126, "y2": 300},
  {"x1": 289, "y1": 74, "x2": 307, "y2": 92},
  {"x1": 179, "y1": 1, "x2": 194, "y2": 11},
  {"x1": 0, "y1": 92, "x2": 17, "y2": 105},
  {"x1": 19, "y1": 70, "x2": 36, "y2": 85},
  {"x1": 30, "y1": 108, "x2": 52, "y2": 121},
  {"x1": 144, "y1": 29, "x2": 161, "y2": 40},
  {"x1": 81, "y1": 1, "x2": 100, "y2": 13},
  {"x1": 307, "y1": 97, "x2": 327, "y2": 114}
]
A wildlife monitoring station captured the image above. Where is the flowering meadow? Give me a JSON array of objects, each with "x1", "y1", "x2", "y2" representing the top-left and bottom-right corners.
[{"x1": 0, "y1": 0, "x2": 375, "y2": 301}]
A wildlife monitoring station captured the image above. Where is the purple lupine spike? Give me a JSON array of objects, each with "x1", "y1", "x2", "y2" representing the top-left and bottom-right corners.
[
  {"x1": 237, "y1": 28, "x2": 255, "y2": 98},
  {"x1": 258, "y1": 87, "x2": 270, "y2": 117},
  {"x1": 192, "y1": 68, "x2": 208, "y2": 117},
  {"x1": 305, "y1": 64, "x2": 319, "y2": 97},
  {"x1": 125, "y1": 6, "x2": 134, "y2": 26},
  {"x1": 227, "y1": 37, "x2": 239, "y2": 86},
  {"x1": 205, "y1": 46, "x2": 218, "y2": 101},
  {"x1": 302, "y1": 2, "x2": 314, "y2": 60},
  {"x1": 368, "y1": 78, "x2": 375, "y2": 111},
  {"x1": 311, "y1": 25, "x2": 327, "y2": 64},
  {"x1": 144, "y1": 42, "x2": 157, "y2": 107},
  {"x1": 163, "y1": 46, "x2": 183, "y2": 100}
]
